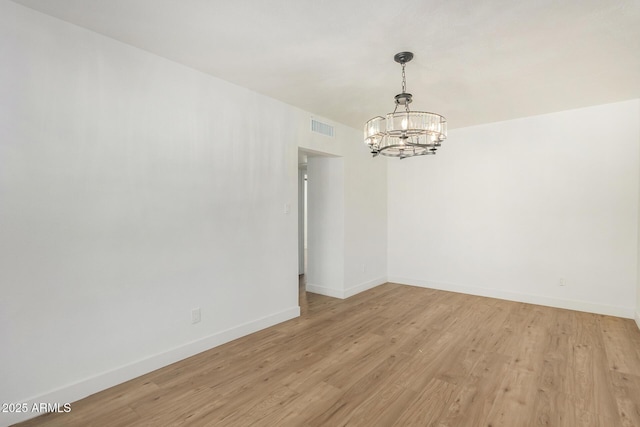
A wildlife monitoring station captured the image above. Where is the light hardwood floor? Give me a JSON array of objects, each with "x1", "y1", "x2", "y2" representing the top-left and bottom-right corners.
[{"x1": 18, "y1": 281, "x2": 640, "y2": 426}]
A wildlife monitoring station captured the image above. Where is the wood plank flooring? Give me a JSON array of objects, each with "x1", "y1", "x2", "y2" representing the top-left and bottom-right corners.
[{"x1": 17, "y1": 281, "x2": 640, "y2": 426}]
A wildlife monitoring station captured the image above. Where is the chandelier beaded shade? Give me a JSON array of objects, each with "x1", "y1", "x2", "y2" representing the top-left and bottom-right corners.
[{"x1": 364, "y1": 52, "x2": 447, "y2": 159}]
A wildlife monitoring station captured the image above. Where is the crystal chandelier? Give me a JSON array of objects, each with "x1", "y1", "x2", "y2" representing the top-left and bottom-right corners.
[{"x1": 364, "y1": 52, "x2": 447, "y2": 159}]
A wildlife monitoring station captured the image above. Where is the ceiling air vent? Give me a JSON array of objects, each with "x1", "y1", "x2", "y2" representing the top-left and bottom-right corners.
[{"x1": 311, "y1": 118, "x2": 334, "y2": 138}]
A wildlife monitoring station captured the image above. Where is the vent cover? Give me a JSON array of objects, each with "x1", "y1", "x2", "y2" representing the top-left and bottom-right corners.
[{"x1": 311, "y1": 118, "x2": 334, "y2": 138}]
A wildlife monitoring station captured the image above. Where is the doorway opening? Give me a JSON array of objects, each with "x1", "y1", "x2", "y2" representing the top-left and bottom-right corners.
[{"x1": 298, "y1": 151, "x2": 308, "y2": 312}]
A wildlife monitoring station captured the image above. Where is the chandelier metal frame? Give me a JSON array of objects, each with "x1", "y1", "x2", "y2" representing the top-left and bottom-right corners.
[{"x1": 364, "y1": 52, "x2": 447, "y2": 159}]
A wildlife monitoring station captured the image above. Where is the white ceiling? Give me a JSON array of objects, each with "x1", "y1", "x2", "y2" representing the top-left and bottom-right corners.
[{"x1": 11, "y1": 0, "x2": 640, "y2": 130}]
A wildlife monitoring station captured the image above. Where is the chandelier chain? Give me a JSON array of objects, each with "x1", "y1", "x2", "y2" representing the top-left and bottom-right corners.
[{"x1": 401, "y1": 63, "x2": 406, "y2": 93}]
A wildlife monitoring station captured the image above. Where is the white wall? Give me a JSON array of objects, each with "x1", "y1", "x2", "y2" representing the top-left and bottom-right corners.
[
  {"x1": 343, "y1": 131, "x2": 388, "y2": 297},
  {"x1": 388, "y1": 100, "x2": 640, "y2": 318},
  {"x1": 0, "y1": 2, "x2": 303, "y2": 425},
  {"x1": 306, "y1": 156, "x2": 345, "y2": 296},
  {"x1": 303, "y1": 126, "x2": 388, "y2": 299},
  {"x1": 637, "y1": 103, "x2": 640, "y2": 329}
]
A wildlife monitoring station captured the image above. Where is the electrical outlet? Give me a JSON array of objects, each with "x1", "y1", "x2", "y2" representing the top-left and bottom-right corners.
[
  {"x1": 362, "y1": 263, "x2": 366, "y2": 273},
  {"x1": 559, "y1": 278, "x2": 566, "y2": 287},
  {"x1": 191, "y1": 308, "x2": 201, "y2": 324}
]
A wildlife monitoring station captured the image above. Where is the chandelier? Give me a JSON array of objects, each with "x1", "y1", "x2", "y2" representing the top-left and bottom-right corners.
[{"x1": 364, "y1": 52, "x2": 447, "y2": 159}]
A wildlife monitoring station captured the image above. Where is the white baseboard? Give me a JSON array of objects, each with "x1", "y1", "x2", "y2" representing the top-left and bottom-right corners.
[
  {"x1": 388, "y1": 276, "x2": 634, "y2": 319},
  {"x1": 635, "y1": 311, "x2": 640, "y2": 331},
  {"x1": 1, "y1": 306, "x2": 300, "y2": 427},
  {"x1": 306, "y1": 283, "x2": 345, "y2": 298},
  {"x1": 307, "y1": 277, "x2": 386, "y2": 299},
  {"x1": 344, "y1": 277, "x2": 387, "y2": 298}
]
